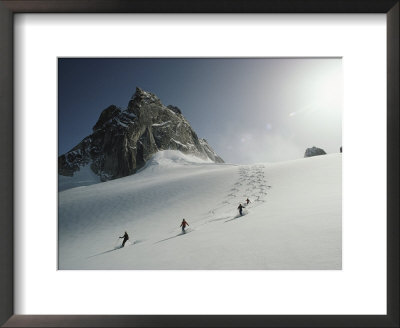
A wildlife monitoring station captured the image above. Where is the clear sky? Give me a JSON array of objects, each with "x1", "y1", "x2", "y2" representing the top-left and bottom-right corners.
[{"x1": 58, "y1": 58, "x2": 342, "y2": 164}]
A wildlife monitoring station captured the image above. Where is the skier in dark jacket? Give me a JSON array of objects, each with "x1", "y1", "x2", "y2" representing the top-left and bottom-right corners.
[
  {"x1": 238, "y1": 204, "x2": 244, "y2": 216},
  {"x1": 246, "y1": 198, "x2": 250, "y2": 205},
  {"x1": 119, "y1": 231, "x2": 129, "y2": 248},
  {"x1": 180, "y1": 219, "x2": 189, "y2": 233}
]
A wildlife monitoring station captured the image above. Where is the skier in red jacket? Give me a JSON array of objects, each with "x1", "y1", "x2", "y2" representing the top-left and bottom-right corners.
[{"x1": 180, "y1": 219, "x2": 189, "y2": 233}]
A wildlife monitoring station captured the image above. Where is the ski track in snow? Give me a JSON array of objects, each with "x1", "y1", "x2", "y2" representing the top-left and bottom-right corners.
[
  {"x1": 80, "y1": 165, "x2": 269, "y2": 253},
  {"x1": 204, "y1": 165, "x2": 271, "y2": 225},
  {"x1": 137, "y1": 165, "x2": 271, "y2": 244}
]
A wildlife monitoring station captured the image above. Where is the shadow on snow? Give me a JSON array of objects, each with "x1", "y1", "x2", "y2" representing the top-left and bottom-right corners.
[
  {"x1": 87, "y1": 240, "x2": 142, "y2": 259},
  {"x1": 225, "y1": 212, "x2": 247, "y2": 222},
  {"x1": 154, "y1": 230, "x2": 192, "y2": 244}
]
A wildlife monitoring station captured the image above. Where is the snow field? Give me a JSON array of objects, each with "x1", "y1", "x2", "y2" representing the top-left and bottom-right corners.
[{"x1": 59, "y1": 150, "x2": 341, "y2": 269}]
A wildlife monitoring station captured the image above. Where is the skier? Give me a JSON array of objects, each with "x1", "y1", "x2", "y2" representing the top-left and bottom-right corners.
[
  {"x1": 246, "y1": 198, "x2": 250, "y2": 205},
  {"x1": 180, "y1": 219, "x2": 189, "y2": 233},
  {"x1": 238, "y1": 204, "x2": 244, "y2": 216},
  {"x1": 119, "y1": 231, "x2": 129, "y2": 248}
]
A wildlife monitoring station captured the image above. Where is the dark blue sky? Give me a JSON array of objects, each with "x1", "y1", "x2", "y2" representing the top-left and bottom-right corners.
[{"x1": 59, "y1": 58, "x2": 342, "y2": 163}]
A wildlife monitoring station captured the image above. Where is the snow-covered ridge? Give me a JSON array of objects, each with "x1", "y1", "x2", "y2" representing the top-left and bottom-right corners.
[{"x1": 140, "y1": 150, "x2": 213, "y2": 169}]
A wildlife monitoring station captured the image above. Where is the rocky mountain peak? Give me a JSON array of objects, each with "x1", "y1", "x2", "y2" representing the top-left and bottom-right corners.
[
  {"x1": 128, "y1": 87, "x2": 162, "y2": 115},
  {"x1": 59, "y1": 87, "x2": 224, "y2": 184}
]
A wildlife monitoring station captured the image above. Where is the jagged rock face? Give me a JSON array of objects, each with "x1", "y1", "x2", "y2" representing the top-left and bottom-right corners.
[
  {"x1": 304, "y1": 146, "x2": 327, "y2": 158},
  {"x1": 59, "y1": 87, "x2": 224, "y2": 181}
]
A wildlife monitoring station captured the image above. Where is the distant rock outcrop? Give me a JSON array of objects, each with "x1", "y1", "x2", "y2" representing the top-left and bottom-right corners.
[
  {"x1": 304, "y1": 146, "x2": 327, "y2": 158},
  {"x1": 59, "y1": 87, "x2": 224, "y2": 181}
]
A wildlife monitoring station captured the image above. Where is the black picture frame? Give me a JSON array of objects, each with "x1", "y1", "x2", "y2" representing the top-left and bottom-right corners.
[{"x1": 0, "y1": 0, "x2": 398, "y2": 327}]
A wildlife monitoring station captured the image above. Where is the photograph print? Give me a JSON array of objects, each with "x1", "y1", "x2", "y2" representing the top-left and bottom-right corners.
[{"x1": 58, "y1": 58, "x2": 342, "y2": 270}]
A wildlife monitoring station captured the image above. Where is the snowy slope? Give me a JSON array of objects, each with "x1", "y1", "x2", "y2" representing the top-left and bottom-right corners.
[
  {"x1": 58, "y1": 150, "x2": 341, "y2": 270},
  {"x1": 58, "y1": 163, "x2": 101, "y2": 191}
]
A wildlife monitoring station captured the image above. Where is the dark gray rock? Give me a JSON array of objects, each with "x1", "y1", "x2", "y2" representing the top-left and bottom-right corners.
[
  {"x1": 167, "y1": 105, "x2": 182, "y2": 115},
  {"x1": 59, "y1": 87, "x2": 224, "y2": 182},
  {"x1": 92, "y1": 105, "x2": 121, "y2": 131},
  {"x1": 304, "y1": 146, "x2": 327, "y2": 158}
]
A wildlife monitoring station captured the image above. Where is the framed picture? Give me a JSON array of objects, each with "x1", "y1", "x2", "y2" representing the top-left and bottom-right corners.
[
  {"x1": 57, "y1": 57, "x2": 343, "y2": 271},
  {"x1": 0, "y1": 0, "x2": 398, "y2": 327}
]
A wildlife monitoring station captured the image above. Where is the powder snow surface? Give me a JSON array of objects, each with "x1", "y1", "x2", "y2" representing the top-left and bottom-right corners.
[
  {"x1": 58, "y1": 150, "x2": 341, "y2": 270},
  {"x1": 58, "y1": 163, "x2": 100, "y2": 191}
]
